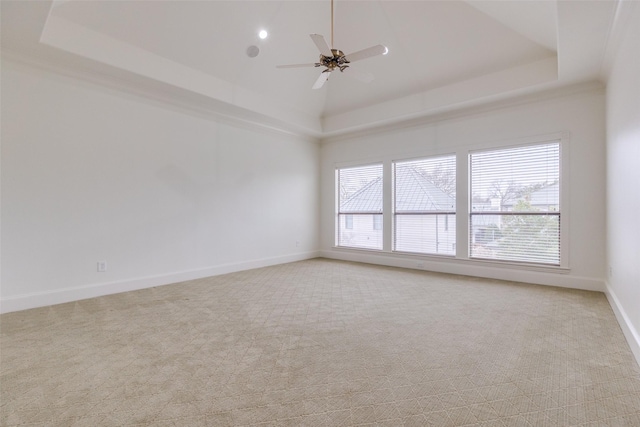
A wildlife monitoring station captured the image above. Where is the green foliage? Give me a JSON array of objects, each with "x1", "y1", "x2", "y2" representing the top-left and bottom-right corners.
[{"x1": 497, "y1": 200, "x2": 560, "y2": 263}]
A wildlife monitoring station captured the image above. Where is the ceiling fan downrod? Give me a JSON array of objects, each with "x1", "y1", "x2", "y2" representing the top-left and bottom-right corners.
[
  {"x1": 316, "y1": 0, "x2": 349, "y2": 72},
  {"x1": 331, "y1": 0, "x2": 334, "y2": 49}
]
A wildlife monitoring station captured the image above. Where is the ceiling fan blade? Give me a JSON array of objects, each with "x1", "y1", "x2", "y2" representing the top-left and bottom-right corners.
[
  {"x1": 276, "y1": 63, "x2": 317, "y2": 69},
  {"x1": 347, "y1": 68, "x2": 375, "y2": 84},
  {"x1": 310, "y1": 34, "x2": 333, "y2": 57},
  {"x1": 345, "y1": 45, "x2": 388, "y2": 63},
  {"x1": 312, "y1": 72, "x2": 330, "y2": 90}
]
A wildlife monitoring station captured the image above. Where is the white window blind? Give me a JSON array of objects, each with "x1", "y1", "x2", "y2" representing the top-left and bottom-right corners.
[
  {"x1": 394, "y1": 155, "x2": 456, "y2": 255},
  {"x1": 337, "y1": 164, "x2": 383, "y2": 250},
  {"x1": 470, "y1": 142, "x2": 560, "y2": 265}
]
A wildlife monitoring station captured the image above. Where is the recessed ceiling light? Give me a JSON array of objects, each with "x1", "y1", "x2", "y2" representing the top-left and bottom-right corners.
[
  {"x1": 258, "y1": 30, "x2": 268, "y2": 40},
  {"x1": 383, "y1": 46, "x2": 389, "y2": 55}
]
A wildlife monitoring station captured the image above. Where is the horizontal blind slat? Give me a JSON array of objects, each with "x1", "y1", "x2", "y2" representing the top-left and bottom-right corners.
[
  {"x1": 470, "y1": 142, "x2": 561, "y2": 266},
  {"x1": 393, "y1": 155, "x2": 456, "y2": 255},
  {"x1": 337, "y1": 164, "x2": 383, "y2": 250}
]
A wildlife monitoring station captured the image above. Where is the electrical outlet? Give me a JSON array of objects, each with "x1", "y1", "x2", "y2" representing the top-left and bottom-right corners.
[{"x1": 97, "y1": 261, "x2": 107, "y2": 272}]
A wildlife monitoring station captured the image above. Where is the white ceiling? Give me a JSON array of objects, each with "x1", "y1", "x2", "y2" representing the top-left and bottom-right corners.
[{"x1": 0, "y1": 0, "x2": 619, "y2": 138}]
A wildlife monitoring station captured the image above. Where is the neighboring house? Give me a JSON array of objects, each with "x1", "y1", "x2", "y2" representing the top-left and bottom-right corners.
[
  {"x1": 339, "y1": 177, "x2": 383, "y2": 250},
  {"x1": 502, "y1": 181, "x2": 560, "y2": 211},
  {"x1": 339, "y1": 167, "x2": 456, "y2": 254}
]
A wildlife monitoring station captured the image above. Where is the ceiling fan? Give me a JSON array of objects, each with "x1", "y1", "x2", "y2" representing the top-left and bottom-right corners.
[{"x1": 276, "y1": 0, "x2": 388, "y2": 89}]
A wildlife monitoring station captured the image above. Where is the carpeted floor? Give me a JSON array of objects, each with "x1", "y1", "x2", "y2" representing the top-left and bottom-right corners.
[{"x1": 2, "y1": 258, "x2": 640, "y2": 426}]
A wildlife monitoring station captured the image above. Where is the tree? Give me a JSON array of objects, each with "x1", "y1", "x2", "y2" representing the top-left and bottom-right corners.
[
  {"x1": 419, "y1": 164, "x2": 456, "y2": 196},
  {"x1": 489, "y1": 179, "x2": 558, "y2": 211},
  {"x1": 497, "y1": 200, "x2": 559, "y2": 263},
  {"x1": 489, "y1": 180, "x2": 521, "y2": 209}
]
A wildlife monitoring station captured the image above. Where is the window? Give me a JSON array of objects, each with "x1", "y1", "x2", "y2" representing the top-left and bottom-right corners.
[
  {"x1": 393, "y1": 155, "x2": 456, "y2": 255},
  {"x1": 345, "y1": 215, "x2": 354, "y2": 229},
  {"x1": 373, "y1": 215, "x2": 382, "y2": 230},
  {"x1": 333, "y1": 138, "x2": 564, "y2": 269},
  {"x1": 469, "y1": 142, "x2": 560, "y2": 265},
  {"x1": 337, "y1": 164, "x2": 383, "y2": 250}
]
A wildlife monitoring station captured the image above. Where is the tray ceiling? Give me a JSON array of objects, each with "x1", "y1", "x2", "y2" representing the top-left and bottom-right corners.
[{"x1": 1, "y1": 1, "x2": 619, "y2": 138}]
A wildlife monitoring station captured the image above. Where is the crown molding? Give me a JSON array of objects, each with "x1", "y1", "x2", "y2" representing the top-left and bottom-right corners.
[
  {"x1": 601, "y1": 0, "x2": 638, "y2": 80},
  {"x1": 321, "y1": 80, "x2": 604, "y2": 145},
  {"x1": 1, "y1": 48, "x2": 321, "y2": 144}
]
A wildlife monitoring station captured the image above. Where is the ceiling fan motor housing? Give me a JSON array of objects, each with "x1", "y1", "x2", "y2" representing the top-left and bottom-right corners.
[{"x1": 316, "y1": 49, "x2": 350, "y2": 72}]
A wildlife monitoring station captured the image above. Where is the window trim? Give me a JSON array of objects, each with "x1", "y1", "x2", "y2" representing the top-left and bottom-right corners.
[
  {"x1": 331, "y1": 132, "x2": 570, "y2": 272},
  {"x1": 468, "y1": 139, "x2": 563, "y2": 267},
  {"x1": 392, "y1": 154, "x2": 457, "y2": 256},
  {"x1": 335, "y1": 163, "x2": 384, "y2": 251}
]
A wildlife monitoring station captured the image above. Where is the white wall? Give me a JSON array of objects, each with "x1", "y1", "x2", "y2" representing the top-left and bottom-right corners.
[
  {"x1": 605, "y1": 1, "x2": 640, "y2": 363},
  {"x1": 320, "y1": 85, "x2": 606, "y2": 291},
  {"x1": 0, "y1": 58, "x2": 320, "y2": 313}
]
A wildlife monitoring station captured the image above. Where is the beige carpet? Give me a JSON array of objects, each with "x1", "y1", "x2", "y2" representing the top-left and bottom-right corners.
[{"x1": 2, "y1": 258, "x2": 640, "y2": 426}]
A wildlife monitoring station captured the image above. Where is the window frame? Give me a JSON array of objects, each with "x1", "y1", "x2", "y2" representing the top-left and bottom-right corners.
[
  {"x1": 468, "y1": 140, "x2": 563, "y2": 267},
  {"x1": 392, "y1": 154, "x2": 457, "y2": 257},
  {"x1": 335, "y1": 162, "x2": 384, "y2": 251},
  {"x1": 331, "y1": 133, "x2": 569, "y2": 272}
]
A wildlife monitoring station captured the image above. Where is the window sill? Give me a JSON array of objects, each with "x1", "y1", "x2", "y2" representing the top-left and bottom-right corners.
[
  {"x1": 463, "y1": 257, "x2": 570, "y2": 274},
  {"x1": 330, "y1": 246, "x2": 570, "y2": 274},
  {"x1": 334, "y1": 245, "x2": 384, "y2": 253}
]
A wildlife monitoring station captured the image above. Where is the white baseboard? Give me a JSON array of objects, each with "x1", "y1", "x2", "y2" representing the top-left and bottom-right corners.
[
  {"x1": 0, "y1": 251, "x2": 320, "y2": 314},
  {"x1": 605, "y1": 283, "x2": 640, "y2": 367},
  {"x1": 320, "y1": 249, "x2": 604, "y2": 292}
]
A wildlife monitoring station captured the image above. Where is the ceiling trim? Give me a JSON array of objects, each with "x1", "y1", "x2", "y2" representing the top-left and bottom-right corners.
[
  {"x1": 322, "y1": 56, "x2": 558, "y2": 137},
  {"x1": 1, "y1": 48, "x2": 321, "y2": 144},
  {"x1": 600, "y1": 0, "x2": 636, "y2": 80},
  {"x1": 321, "y1": 81, "x2": 604, "y2": 145},
  {"x1": 1, "y1": 0, "x2": 616, "y2": 140},
  {"x1": 464, "y1": 1, "x2": 558, "y2": 52},
  {"x1": 40, "y1": 12, "x2": 324, "y2": 137}
]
